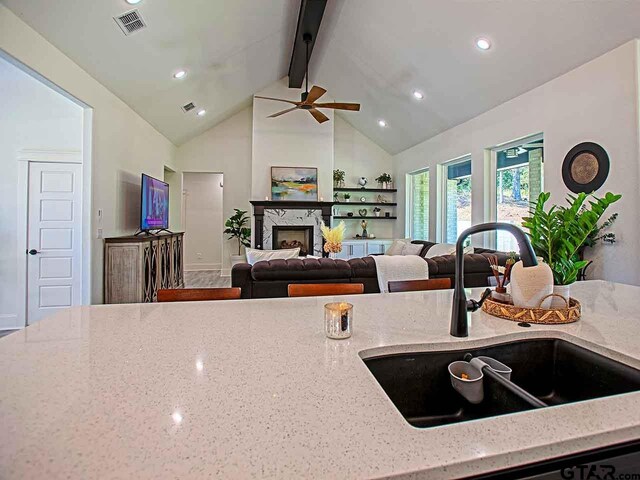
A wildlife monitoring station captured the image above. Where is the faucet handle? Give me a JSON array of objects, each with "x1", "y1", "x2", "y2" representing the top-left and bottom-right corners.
[{"x1": 467, "y1": 288, "x2": 493, "y2": 312}]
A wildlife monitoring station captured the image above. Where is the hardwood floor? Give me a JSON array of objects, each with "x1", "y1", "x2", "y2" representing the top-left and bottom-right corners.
[{"x1": 184, "y1": 270, "x2": 231, "y2": 288}]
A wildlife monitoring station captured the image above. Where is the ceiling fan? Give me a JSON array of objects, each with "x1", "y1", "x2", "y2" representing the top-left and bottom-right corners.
[{"x1": 254, "y1": 33, "x2": 360, "y2": 124}]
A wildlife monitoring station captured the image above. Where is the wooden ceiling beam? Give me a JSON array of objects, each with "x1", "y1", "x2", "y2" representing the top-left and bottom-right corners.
[{"x1": 287, "y1": 0, "x2": 327, "y2": 89}]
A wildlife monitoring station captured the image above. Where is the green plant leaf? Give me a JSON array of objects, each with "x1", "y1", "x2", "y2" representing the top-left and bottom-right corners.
[{"x1": 521, "y1": 191, "x2": 621, "y2": 285}]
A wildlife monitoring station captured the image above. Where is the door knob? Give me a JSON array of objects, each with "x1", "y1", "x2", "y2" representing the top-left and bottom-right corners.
[{"x1": 27, "y1": 249, "x2": 39, "y2": 255}]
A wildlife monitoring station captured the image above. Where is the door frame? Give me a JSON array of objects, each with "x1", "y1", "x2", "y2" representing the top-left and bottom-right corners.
[
  {"x1": 179, "y1": 170, "x2": 226, "y2": 274},
  {"x1": 2, "y1": 49, "x2": 93, "y2": 327}
]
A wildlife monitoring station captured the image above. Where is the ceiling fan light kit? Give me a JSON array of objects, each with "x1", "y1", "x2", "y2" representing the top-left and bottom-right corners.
[{"x1": 254, "y1": 33, "x2": 360, "y2": 123}]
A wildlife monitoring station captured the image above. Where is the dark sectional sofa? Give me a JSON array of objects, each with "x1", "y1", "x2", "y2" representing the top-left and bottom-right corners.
[{"x1": 231, "y1": 241, "x2": 512, "y2": 299}]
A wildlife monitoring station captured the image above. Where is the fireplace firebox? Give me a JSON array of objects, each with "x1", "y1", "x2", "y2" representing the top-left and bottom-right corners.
[{"x1": 272, "y1": 226, "x2": 314, "y2": 256}]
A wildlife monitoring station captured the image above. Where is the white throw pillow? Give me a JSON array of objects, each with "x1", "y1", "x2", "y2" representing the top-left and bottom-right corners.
[
  {"x1": 386, "y1": 239, "x2": 423, "y2": 256},
  {"x1": 425, "y1": 243, "x2": 474, "y2": 258},
  {"x1": 245, "y1": 247, "x2": 300, "y2": 265},
  {"x1": 402, "y1": 243, "x2": 424, "y2": 256},
  {"x1": 385, "y1": 238, "x2": 411, "y2": 256}
]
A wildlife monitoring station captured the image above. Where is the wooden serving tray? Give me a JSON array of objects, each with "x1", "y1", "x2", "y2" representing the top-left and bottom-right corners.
[{"x1": 481, "y1": 294, "x2": 581, "y2": 324}]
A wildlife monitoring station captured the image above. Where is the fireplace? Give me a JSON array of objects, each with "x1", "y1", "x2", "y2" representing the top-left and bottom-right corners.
[
  {"x1": 250, "y1": 201, "x2": 333, "y2": 257},
  {"x1": 272, "y1": 226, "x2": 314, "y2": 256}
]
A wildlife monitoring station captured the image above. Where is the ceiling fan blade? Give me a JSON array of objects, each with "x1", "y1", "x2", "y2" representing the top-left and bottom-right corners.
[
  {"x1": 268, "y1": 106, "x2": 299, "y2": 118},
  {"x1": 304, "y1": 86, "x2": 327, "y2": 104},
  {"x1": 255, "y1": 95, "x2": 300, "y2": 106},
  {"x1": 308, "y1": 108, "x2": 330, "y2": 124},
  {"x1": 314, "y1": 102, "x2": 360, "y2": 111}
]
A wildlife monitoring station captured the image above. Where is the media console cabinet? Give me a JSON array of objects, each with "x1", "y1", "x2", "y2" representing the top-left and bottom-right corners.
[{"x1": 104, "y1": 232, "x2": 184, "y2": 304}]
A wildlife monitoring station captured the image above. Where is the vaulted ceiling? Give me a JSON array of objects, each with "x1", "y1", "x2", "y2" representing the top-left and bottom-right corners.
[{"x1": 4, "y1": 0, "x2": 640, "y2": 154}]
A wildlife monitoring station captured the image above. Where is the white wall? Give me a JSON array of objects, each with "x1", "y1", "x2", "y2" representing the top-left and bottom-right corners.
[
  {"x1": 176, "y1": 107, "x2": 253, "y2": 275},
  {"x1": 334, "y1": 116, "x2": 394, "y2": 238},
  {"x1": 394, "y1": 40, "x2": 640, "y2": 285},
  {"x1": 252, "y1": 78, "x2": 334, "y2": 201},
  {"x1": 183, "y1": 173, "x2": 224, "y2": 271},
  {"x1": 0, "y1": 5, "x2": 177, "y2": 304},
  {"x1": 0, "y1": 57, "x2": 83, "y2": 329}
]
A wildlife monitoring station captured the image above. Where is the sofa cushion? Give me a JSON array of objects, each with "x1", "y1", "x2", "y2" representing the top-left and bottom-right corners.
[
  {"x1": 432, "y1": 252, "x2": 507, "y2": 275},
  {"x1": 245, "y1": 247, "x2": 300, "y2": 265},
  {"x1": 347, "y1": 256, "x2": 378, "y2": 278},
  {"x1": 251, "y1": 258, "x2": 352, "y2": 281}
]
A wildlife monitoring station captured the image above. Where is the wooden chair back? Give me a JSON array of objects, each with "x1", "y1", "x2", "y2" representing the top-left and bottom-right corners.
[
  {"x1": 287, "y1": 283, "x2": 365, "y2": 298},
  {"x1": 387, "y1": 278, "x2": 452, "y2": 293},
  {"x1": 157, "y1": 288, "x2": 241, "y2": 302}
]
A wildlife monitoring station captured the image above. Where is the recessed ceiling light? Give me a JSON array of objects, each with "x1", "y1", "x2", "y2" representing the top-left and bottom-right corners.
[
  {"x1": 173, "y1": 70, "x2": 187, "y2": 79},
  {"x1": 197, "y1": 109, "x2": 206, "y2": 117},
  {"x1": 125, "y1": 0, "x2": 142, "y2": 4},
  {"x1": 476, "y1": 37, "x2": 491, "y2": 50},
  {"x1": 378, "y1": 119, "x2": 387, "y2": 128},
  {"x1": 413, "y1": 90, "x2": 424, "y2": 100}
]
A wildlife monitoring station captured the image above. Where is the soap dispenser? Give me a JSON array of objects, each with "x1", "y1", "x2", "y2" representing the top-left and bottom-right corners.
[{"x1": 509, "y1": 258, "x2": 554, "y2": 308}]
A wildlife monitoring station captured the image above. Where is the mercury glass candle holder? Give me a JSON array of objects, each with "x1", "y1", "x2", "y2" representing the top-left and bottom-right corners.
[{"x1": 324, "y1": 302, "x2": 353, "y2": 339}]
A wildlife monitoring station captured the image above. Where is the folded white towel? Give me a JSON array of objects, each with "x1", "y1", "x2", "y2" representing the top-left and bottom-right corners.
[{"x1": 372, "y1": 255, "x2": 429, "y2": 293}]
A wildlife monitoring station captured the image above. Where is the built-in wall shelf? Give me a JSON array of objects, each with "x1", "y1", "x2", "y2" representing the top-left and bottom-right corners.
[
  {"x1": 334, "y1": 202, "x2": 397, "y2": 206},
  {"x1": 333, "y1": 187, "x2": 397, "y2": 193},
  {"x1": 334, "y1": 216, "x2": 397, "y2": 220}
]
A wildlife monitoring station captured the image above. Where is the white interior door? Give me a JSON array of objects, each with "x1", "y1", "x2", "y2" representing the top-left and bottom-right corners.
[{"x1": 27, "y1": 162, "x2": 82, "y2": 324}]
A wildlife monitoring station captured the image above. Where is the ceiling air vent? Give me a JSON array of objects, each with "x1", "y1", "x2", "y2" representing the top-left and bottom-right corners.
[
  {"x1": 182, "y1": 102, "x2": 196, "y2": 113},
  {"x1": 114, "y1": 9, "x2": 147, "y2": 36}
]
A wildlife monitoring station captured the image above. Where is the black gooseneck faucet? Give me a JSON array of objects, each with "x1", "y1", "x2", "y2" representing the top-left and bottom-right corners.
[{"x1": 450, "y1": 222, "x2": 538, "y2": 337}]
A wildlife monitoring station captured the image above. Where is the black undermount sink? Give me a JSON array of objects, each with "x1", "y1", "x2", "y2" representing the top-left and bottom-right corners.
[{"x1": 363, "y1": 338, "x2": 640, "y2": 428}]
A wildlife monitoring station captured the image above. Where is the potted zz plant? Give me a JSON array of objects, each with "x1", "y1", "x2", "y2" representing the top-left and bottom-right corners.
[
  {"x1": 375, "y1": 173, "x2": 392, "y2": 189},
  {"x1": 522, "y1": 191, "x2": 621, "y2": 307},
  {"x1": 224, "y1": 208, "x2": 251, "y2": 268}
]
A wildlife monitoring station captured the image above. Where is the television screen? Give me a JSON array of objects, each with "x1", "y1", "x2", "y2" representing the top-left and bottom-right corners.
[{"x1": 140, "y1": 174, "x2": 169, "y2": 230}]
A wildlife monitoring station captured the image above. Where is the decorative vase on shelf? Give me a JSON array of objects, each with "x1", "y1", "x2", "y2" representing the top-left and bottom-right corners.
[
  {"x1": 358, "y1": 177, "x2": 368, "y2": 188},
  {"x1": 509, "y1": 259, "x2": 554, "y2": 308},
  {"x1": 360, "y1": 220, "x2": 368, "y2": 238}
]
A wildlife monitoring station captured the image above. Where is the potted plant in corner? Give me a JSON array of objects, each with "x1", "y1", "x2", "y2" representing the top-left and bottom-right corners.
[
  {"x1": 375, "y1": 173, "x2": 392, "y2": 189},
  {"x1": 224, "y1": 209, "x2": 251, "y2": 269},
  {"x1": 333, "y1": 169, "x2": 345, "y2": 188},
  {"x1": 522, "y1": 191, "x2": 621, "y2": 307}
]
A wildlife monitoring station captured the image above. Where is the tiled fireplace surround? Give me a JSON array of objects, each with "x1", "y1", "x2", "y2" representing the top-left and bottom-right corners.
[{"x1": 250, "y1": 201, "x2": 334, "y2": 257}]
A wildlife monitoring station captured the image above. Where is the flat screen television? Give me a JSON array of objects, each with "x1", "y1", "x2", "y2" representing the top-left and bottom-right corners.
[{"x1": 140, "y1": 174, "x2": 169, "y2": 231}]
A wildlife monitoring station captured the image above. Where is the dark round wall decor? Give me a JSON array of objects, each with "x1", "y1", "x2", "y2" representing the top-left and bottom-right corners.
[{"x1": 562, "y1": 142, "x2": 610, "y2": 193}]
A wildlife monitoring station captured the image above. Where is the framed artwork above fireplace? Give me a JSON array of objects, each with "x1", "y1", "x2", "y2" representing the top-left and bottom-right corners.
[{"x1": 271, "y1": 166, "x2": 318, "y2": 201}]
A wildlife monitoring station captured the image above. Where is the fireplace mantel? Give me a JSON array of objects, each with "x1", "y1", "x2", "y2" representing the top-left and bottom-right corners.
[
  {"x1": 250, "y1": 200, "x2": 334, "y2": 215},
  {"x1": 250, "y1": 201, "x2": 334, "y2": 255}
]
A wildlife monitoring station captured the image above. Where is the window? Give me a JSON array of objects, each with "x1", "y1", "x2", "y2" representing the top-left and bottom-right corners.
[
  {"x1": 443, "y1": 157, "x2": 472, "y2": 243},
  {"x1": 494, "y1": 137, "x2": 544, "y2": 252},
  {"x1": 408, "y1": 169, "x2": 429, "y2": 240}
]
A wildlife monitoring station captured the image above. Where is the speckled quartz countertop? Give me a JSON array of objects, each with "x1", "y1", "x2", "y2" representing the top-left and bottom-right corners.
[{"x1": 1, "y1": 280, "x2": 640, "y2": 479}]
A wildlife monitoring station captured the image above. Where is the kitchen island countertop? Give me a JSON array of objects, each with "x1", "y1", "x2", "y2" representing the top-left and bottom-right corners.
[{"x1": 1, "y1": 280, "x2": 640, "y2": 479}]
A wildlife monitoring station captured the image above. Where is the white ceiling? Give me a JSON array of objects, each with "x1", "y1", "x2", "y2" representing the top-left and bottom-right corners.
[{"x1": 4, "y1": 0, "x2": 640, "y2": 153}]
